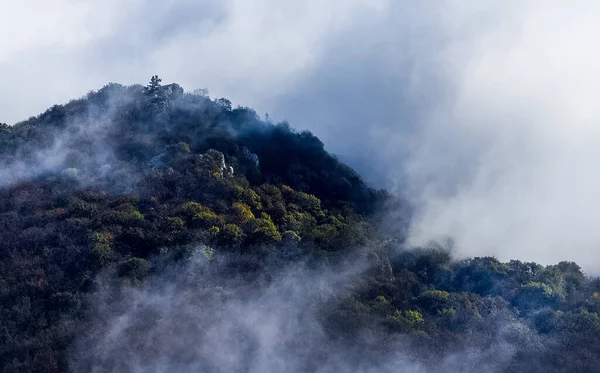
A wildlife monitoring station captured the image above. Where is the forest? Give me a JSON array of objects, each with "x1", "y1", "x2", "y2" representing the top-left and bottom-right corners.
[{"x1": 0, "y1": 77, "x2": 599, "y2": 372}]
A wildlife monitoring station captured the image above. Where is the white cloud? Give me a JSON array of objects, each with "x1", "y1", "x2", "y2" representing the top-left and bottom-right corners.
[
  {"x1": 261, "y1": 1, "x2": 600, "y2": 271},
  {"x1": 402, "y1": 1, "x2": 600, "y2": 270},
  {"x1": 0, "y1": 0, "x2": 384, "y2": 124}
]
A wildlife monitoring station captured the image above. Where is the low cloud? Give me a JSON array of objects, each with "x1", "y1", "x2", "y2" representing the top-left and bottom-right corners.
[
  {"x1": 269, "y1": 1, "x2": 600, "y2": 271},
  {"x1": 69, "y1": 250, "x2": 520, "y2": 373}
]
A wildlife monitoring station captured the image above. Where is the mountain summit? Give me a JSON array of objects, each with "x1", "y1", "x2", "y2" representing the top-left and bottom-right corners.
[{"x1": 0, "y1": 78, "x2": 599, "y2": 373}]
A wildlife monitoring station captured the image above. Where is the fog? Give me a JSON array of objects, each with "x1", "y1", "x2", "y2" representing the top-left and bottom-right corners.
[
  {"x1": 3, "y1": 1, "x2": 600, "y2": 267},
  {"x1": 69, "y1": 250, "x2": 523, "y2": 373},
  {"x1": 270, "y1": 1, "x2": 600, "y2": 269}
]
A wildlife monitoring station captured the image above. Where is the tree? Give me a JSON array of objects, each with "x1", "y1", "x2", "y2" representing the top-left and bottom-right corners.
[
  {"x1": 144, "y1": 75, "x2": 168, "y2": 116},
  {"x1": 215, "y1": 97, "x2": 232, "y2": 110},
  {"x1": 145, "y1": 75, "x2": 162, "y2": 94}
]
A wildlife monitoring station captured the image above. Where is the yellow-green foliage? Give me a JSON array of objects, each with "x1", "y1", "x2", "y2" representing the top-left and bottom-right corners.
[
  {"x1": 564, "y1": 309, "x2": 600, "y2": 333},
  {"x1": 421, "y1": 289, "x2": 450, "y2": 299},
  {"x1": 165, "y1": 217, "x2": 186, "y2": 232},
  {"x1": 307, "y1": 210, "x2": 368, "y2": 250},
  {"x1": 67, "y1": 197, "x2": 98, "y2": 218},
  {"x1": 513, "y1": 281, "x2": 555, "y2": 311},
  {"x1": 101, "y1": 203, "x2": 144, "y2": 225},
  {"x1": 181, "y1": 201, "x2": 208, "y2": 216},
  {"x1": 90, "y1": 232, "x2": 114, "y2": 267},
  {"x1": 220, "y1": 223, "x2": 245, "y2": 245},
  {"x1": 376, "y1": 295, "x2": 390, "y2": 304},
  {"x1": 310, "y1": 224, "x2": 339, "y2": 248},
  {"x1": 393, "y1": 309, "x2": 424, "y2": 328},
  {"x1": 260, "y1": 212, "x2": 273, "y2": 221},
  {"x1": 177, "y1": 141, "x2": 191, "y2": 153},
  {"x1": 233, "y1": 185, "x2": 262, "y2": 210},
  {"x1": 202, "y1": 246, "x2": 215, "y2": 260},
  {"x1": 282, "y1": 230, "x2": 301, "y2": 242},
  {"x1": 281, "y1": 185, "x2": 294, "y2": 194},
  {"x1": 124, "y1": 206, "x2": 144, "y2": 221},
  {"x1": 256, "y1": 184, "x2": 284, "y2": 213},
  {"x1": 326, "y1": 214, "x2": 344, "y2": 228},
  {"x1": 418, "y1": 290, "x2": 450, "y2": 313},
  {"x1": 371, "y1": 295, "x2": 394, "y2": 315},
  {"x1": 248, "y1": 215, "x2": 282, "y2": 243},
  {"x1": 231, "y1": 202, "x2": 255, "y2": 221},
  {"x1": 208, "y1": 226, "x2": 220, "y2": 238},
  {"x1": 293, "y1": 192, "x2": 325, "y2": 218},
  {"x1": 281, "y1": 210, "x2": 317, "y2": 234},
  {"x1": 180, "y1": 201, "x2": 221, "y2": 227},
  {"x1": 540, "y1": 265, "x2": 567, "y2": 300},
  {"x1": 522, "y1": 281, "x2": 553, "y2": 296}
]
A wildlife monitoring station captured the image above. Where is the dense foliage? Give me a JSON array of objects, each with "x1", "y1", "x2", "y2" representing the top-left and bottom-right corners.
[{"x1": 1, "y1": 78, "x2": 599, "y2": 372}]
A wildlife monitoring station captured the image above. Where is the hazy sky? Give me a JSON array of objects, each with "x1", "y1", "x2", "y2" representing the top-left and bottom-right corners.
[{"x1": 3, "y1": 1, "x2": 600, "y2": 270}]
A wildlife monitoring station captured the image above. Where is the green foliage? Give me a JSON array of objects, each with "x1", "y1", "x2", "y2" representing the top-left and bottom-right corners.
[
  {"x1": 180, "y1": 201, "x2": 211, "y2": 216},
  {"x1": 118, "y1": 258, "x2": 151, "y2": 284},
  {"x1": 66, "y1": 196, "x2": 98, "y2": 218},
  {"x1": 293, "y1": 192, "x2": 325, "y2": 218},
  {"x1": 233, "y1": 185, "x2": 262, "y2": 210},
  {"x1": 282, "y1": 230, "x2": 301, "y2": 243},
  {"x1": 165, "y1": 217, "x2": 186, "y2": 232},
  {"x1": 281, "y1": 209, "x2": 317, "y2": 235},
  {"x1": 231, "y1": 202, "x2": 255, "y2": 221},
  {"x1": 561, "y1": 309, "x2": 600, "y2": 334},
  {"x1": 522, "y1": 281, "x2": 553, "y2": 296},
  {"x1": 376, "y1": 295, "x2": 389, "y2": 304},
  {"x1": 392, "y1": 309, "x2": 424, "y2": 329},
  {"x1": 540, "y1": 265, "x2": 567, "y2": 300},
  {"x1": 247, "y1": 214, "x2": 282, "y2": 243},
  {"x1": 49, "y1": 292, "x2": 81, "y2": 318},
  {"x1": 207, "y1": 226, "x2": 220, "y2": 238},
  {"x1": 452, "y1": 257, "x2": 510, "y2": 296},
  {"x1": 513, "y1": 282, "x2": 556, "y2": 313},
  {"x1": 177, "y1": 141, "x2": 191, "y2": 153},
  {"x1": 417, "y1": 289, "x2": 450, "y2": 313},
  {"x1": 100, "y1": 203, "x2": 144, "y2": 226},
  {"x1": 89, "y1": 232, "x2": 114, "y2": 267},
  {"x1": 180, "y1": 202, "x2": 222, "y2": 228},
  {"x1": 3, "y1": 79, "x2": 600, "y2": 372},
  {"x1": 202, "y1": 246, "x2": 215, "y2": 260},
  {"x1": 219, "y1": 224, "x2": 246, "y2": 246},
  {"x1": 534, "y1": 309, "x2": 563, "y2": 334}
]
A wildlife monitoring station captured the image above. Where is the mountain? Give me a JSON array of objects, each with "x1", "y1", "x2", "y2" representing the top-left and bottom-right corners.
[{"x1": 0, "y1": 77, "x2": 599, "y2": 372}]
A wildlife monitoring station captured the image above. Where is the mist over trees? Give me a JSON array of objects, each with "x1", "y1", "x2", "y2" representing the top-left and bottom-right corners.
[{"x1": 0, "y1": 78, "x2": 599, "y2": 372}]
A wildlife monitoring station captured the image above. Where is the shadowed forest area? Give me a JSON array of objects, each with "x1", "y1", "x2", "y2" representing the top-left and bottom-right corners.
[{"x1": 1, "y1": 78, "x2": 599, "y2": 372}]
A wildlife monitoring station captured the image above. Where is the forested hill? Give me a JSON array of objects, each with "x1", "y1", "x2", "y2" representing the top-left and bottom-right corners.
[{"x1": 1, "y1": 77, "x2": 600, "y2": 373}]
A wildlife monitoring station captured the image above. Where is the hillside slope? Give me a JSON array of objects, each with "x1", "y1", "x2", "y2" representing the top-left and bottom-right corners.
[{"x1": 1, "y1": 78, "x2": 599, "y2": 372}]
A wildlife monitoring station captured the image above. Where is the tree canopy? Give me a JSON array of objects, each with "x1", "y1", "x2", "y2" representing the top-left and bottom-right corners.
[{"x1": 0, "y1": 79, "x2": 598, "y2": 372}]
